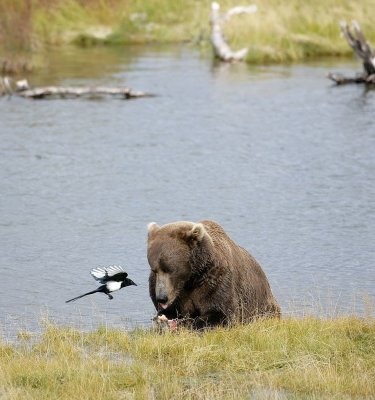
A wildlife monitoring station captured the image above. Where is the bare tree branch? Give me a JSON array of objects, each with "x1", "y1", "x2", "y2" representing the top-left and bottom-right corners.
[
  {"x1": 210, "y1": 2, "x2": 257, "y2": 62},
  {"x1": 340, "y1": 20, "x2": 375, "y2": 75},
  {"x1": 328, "y1": 21, "x2": 375, "y2": 85}
]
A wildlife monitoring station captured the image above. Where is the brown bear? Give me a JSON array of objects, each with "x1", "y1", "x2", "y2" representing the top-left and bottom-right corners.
[{"x1": 147, "y1": 220, "x2": 280, "y2": 329}]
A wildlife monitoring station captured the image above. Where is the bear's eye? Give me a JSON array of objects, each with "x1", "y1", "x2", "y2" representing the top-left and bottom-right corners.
[{"x1": 160, "y1": 260, "x2": 172, "y2": 273}]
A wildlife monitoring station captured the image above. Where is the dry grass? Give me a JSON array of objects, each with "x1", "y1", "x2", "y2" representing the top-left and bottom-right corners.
[
  {"x1": 1, "y1": 0, "x2": 375, "y2": 65},
  {"x1": 223, "y1": 0, "x2": 375, "y2": 63},
  {"x1": 1, "y1": 316, "x2": 375, "y2": 399}
]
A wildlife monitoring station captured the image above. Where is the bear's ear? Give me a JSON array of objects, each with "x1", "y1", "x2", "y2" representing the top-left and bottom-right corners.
[
  {"x1": 186, "y1": 223, "x2": 206, "y2": 243},
  {"x1": 147, "y1": 222, "x2": 160, "y2": 240}
]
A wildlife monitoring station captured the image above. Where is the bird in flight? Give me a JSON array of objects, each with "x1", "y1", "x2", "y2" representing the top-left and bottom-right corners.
[{"x1": 66, "y1": 265, "x2": 137, "y2": 303}]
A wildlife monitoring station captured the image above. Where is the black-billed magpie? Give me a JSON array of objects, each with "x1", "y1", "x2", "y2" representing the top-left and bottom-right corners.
[{"x1": 66, "y1": 265, "x2": 137, "y2": 303}]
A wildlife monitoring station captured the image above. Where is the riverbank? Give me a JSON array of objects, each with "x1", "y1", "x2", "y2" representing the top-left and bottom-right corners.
[
  {"x1": 1, "y1": 0, "x2": 375, "y2": 69},
  {"x1": 1, "y1": 317, "x2": 374, "y2": 399}
]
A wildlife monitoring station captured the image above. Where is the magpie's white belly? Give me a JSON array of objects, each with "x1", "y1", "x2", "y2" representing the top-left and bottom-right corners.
[{"x1": 106, "y1": 281, "x2": 121, "y2": 292}]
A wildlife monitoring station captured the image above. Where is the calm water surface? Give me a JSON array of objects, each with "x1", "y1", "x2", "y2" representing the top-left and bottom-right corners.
[{"x1": 1, "y1": 46, "x2": 374, "y2": 338}]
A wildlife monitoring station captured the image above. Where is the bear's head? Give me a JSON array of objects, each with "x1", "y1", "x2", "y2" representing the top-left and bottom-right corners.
[{"x1": 147, "y1": 221, "x2": 212, "y2": 317}]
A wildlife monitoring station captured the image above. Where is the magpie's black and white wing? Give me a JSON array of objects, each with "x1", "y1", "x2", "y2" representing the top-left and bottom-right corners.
[{"x1": 91, "y1": 265, "x2": 128, "y2": 283}]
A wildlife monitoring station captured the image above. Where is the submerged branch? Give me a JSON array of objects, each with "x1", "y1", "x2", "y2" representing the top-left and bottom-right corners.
[{"x1": 327, "y1": 72, "x2": 375, "y2": 85}]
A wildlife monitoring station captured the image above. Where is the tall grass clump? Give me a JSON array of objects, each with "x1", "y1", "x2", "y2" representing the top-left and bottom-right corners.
[
  {"x1": 1, "y1": 316, "x2": 375, "y2": 399},
  {"x1": 0, "y1": 0, "x2": 32, "y2": 51},
  {"x1": 0, "y1": 0, "x2": 33, "y2": 73}
]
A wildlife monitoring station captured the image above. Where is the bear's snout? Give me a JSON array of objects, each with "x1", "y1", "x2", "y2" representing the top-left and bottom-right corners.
[
  {"x1": 155, "y1": 275, "x2": 171, "y2": 306},
  {"x1": 156, "y1": 293, "x2": 168, "y2": 305}
]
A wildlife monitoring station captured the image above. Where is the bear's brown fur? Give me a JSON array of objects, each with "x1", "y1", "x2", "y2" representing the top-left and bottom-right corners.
[{"x1": 147, "y1": 220, "x2": 280, "y2": 329}]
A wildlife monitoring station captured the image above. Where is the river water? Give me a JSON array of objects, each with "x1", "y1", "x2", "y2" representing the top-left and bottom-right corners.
[{"x1": 1, "y1": 46, "x2": 374, "y2": 338}]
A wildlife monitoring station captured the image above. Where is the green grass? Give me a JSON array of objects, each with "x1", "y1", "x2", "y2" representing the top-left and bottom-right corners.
[
  {"x1": 1, "y1": 317, "x2": 375, "y2": 399},
  {"x1": 1, "y1": 0, "x2": 375, "y2": 66}
]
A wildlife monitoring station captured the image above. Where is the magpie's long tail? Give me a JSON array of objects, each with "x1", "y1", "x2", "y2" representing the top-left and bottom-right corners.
[{"x1": 65, "y1": 288, "x2": 101, "y2": 303}]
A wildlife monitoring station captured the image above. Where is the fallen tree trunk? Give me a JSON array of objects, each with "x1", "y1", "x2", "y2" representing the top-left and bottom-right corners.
[
  {"x1": 0, "y1": 77, "x2": 152, "y2": 99},
  {"x1": 328, "y1": 21, "x2": 375, "y2": 85},
  {"x1": 17, "y1": 86, "x2": 149, "y2": 99},
  {"x1": 210, "y1": 2, "x2": 257, "y2": 62}
]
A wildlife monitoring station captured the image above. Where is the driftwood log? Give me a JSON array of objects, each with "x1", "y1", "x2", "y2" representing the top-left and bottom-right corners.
[
  {"x1": 0, "y1": 77, "x2": 152, "y2": 99},
  {"x1": 210, "y1": 2, "x2": 257, "y2": 62},
  {"x1": 328, "y1": 21, "x2": 375, "y2": 85}
]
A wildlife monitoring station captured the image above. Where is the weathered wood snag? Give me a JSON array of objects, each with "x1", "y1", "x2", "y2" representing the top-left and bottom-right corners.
[
  {"x1": 328, "y1": 21, "x2": 375, "y2": 85},
  {"x1": 210, "y1": 2, "x2": 257, "y2": 62},
  {"x1": 0, "y1": 77, "x2": 152, "y2": 99}
]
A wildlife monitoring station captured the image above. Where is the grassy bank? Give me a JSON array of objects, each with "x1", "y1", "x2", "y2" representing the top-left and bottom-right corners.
[
  {"x1": 1, "y1": 317, "x2": 375, "y2": 399},
  {"x1": 1, "y1": 0, "x2": 375, "y2": 68}
]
